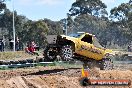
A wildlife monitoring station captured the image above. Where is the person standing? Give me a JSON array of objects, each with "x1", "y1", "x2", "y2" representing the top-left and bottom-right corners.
[
  {"x1": 15, "y1": 37, "x2": 20, "y2": 51},
  {"x1": 9, "y1": 39, "x2": 14, "y2": 51},
  {"x1": 0, "y1": 39, "x2": 4, "y2": 52}
]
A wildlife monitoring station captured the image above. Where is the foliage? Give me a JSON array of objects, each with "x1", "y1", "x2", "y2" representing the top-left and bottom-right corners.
[
  {"x1": 68, "y1": 14, "x2": 128, "y2": 48},
  {"x1": 110, "y1": 2, "x2": 131, "y2": 29},
  {"x1": 43, "y1": 18, "x2": 63, "y2": 35},
  {"x1": 20, "y1": 20, "x2": 49, "y2": 47},
  {"x1": 110, "y1": 0, "x2": 132, "y2": 41},
  {"x1": 0, "y1": 9, "x2": 28, "y2": 39},
  {"x1": 0, "y1": 9, "x2": 63, "y2": 48},
  {"x1": 0, "y1": 0, "x2": 6, "y2": 13},
  {"x1": 110, "y1": 3, "x2": 131, "y2": 21},
  {"x1": 64, "y1": 0, "x2": 132, "y2": 49},
  {"x1": 1, "y1": 0, "x2": 132, "y2": 49},
  {"x1": 69, "y1": 0, "x2": 107, "y2": 18}
]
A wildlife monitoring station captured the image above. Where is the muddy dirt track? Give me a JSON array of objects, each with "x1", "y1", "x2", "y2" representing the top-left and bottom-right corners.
[{"x1": 0, "y1": 66, "x2": 131, "y2": 88}]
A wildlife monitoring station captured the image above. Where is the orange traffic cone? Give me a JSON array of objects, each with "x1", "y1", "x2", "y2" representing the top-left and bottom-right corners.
[{"x1": 81, "y1": 67, "x2": 90, "y2": 77}]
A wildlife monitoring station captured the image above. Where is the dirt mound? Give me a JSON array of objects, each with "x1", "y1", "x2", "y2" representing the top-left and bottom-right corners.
[
  {"x1": 0, "y1": 66, "x2": 64, "y2": 79},
  {"x1": 4, "y1": 76, "x2": 80, "y2": 88},
  {"x1": 0, "y1": 66, "x2": 131, "y2": 88}
]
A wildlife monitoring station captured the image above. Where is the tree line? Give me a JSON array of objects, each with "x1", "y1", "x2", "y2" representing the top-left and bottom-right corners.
[
  {"x1": 0, "y1": 0, "x2": 132, "y2": 49},
  {"x1": 67, "y1": 0, "x2": 132, "y2": 49},
  {"x1": 0, "y1": 1, "x2": 63, "y2": 48}
]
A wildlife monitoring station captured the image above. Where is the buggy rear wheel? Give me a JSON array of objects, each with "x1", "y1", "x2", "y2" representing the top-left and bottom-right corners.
[
  {"x1": 100, "y1": 58, "x2": 113, "y2": 70},
  {"x1": 43, "y1": 46, "x2": 57, "y2": 62}
]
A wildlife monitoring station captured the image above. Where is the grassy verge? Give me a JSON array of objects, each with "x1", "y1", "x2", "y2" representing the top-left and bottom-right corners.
[
  {"x1": 54, "y1": 61, "x2": 82, "y2": 68},
  {"x1": 0, "y1": 51, "x2": 34, "y2": 60},
  {"x1": 0, "y1": 61, "x2": 82, "y2": 70}
]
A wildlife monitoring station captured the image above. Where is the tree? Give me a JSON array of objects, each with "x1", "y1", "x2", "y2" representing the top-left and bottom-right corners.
[
  {"x1": 128, "y1": 1, "x2": 132, "y2": 31},
  {"x1": 66, "y1": 0, "x2": 131, "y2": 48},
  {"x1": 66, "y1": 15, "x2": 74, "y2": 34},
  {"x1": 69, "y1": 0, "x2": 107, "y2": 17},
  {"x1": 0, "y1": 8, "x2": 63, "y2": 48},
  {"x1": 0, "y1": 9, "x2": 13, "y2": 37},
  {"x1": 0, "y1": 0, "x2": 6, "y2": 13},
  {"x1": 110, "y1": 3, "x2": 131, "y2": 21},
  {"x1": 110, "y1": 0, "x2": 132, "y2": 41},
  {"x1": 0, "y1": 0, "x2": 6, "y2": 38},
  {"x1": 110, "y1": 0, "x2": 132, "y2": 28},
  {"x1": 43, "y1": 19, "x2": 63, "y2": 35},
  {"x1": 21, "y1": 20, "x2": 49, "y2": 47},
  {"x1": 0, "y1": 9, "x2": 28, "y2": 38},
  {"x1": 129, "y1": 0, "x2": 132, "y2": 4},
  {"x1": 128, "y1": 12, "x2": 132, "y2": 30}
]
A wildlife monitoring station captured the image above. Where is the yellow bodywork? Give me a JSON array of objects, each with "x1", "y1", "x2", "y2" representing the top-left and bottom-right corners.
[{"x1": 61, "y1": 33, "x2": 112, "y2": 60}]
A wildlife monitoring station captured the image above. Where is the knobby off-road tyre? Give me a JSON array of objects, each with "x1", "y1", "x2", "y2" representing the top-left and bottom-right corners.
[
  {"x1": 61, "y1": 45, "x2": 74, "y2": 61},
  {"x1": 100, "y1": 58, "x2": 113, "y2": 70},
  {"x1": 43, "y1": 46, "x2": 57, "y2": 62},
  {"x1": 83, "y1": 61, "x2": 93, "y2": 70}
]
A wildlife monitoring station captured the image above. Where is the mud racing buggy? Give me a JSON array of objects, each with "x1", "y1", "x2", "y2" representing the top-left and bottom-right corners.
[{"x1": 43, "y1": 32, "x2": 113, "y2": 70}]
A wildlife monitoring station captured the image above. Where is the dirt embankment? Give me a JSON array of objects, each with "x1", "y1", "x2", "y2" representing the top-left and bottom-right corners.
[{"x1": 0, "y1": 66, "x2": 131, "y2": 88}]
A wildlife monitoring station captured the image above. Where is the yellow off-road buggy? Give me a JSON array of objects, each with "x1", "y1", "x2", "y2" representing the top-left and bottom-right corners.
[{"x1": 44, "y1": 32, "x2": 113, "y2": 70}]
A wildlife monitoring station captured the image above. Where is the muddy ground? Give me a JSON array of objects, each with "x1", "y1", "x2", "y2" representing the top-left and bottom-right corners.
[{"x1": 0, "y1": 66, "x2": 131, "y2": 88}]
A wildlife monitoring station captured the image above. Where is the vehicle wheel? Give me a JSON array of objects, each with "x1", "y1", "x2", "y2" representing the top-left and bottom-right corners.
[
  {"x1": 100, "y1": 58, "x2": 113, "y2": 70},
  {"x1": 83, "y1": 59, "x2": 98, "y2": 69},
  {"x1": 43, "y1": 46, "x2": 57, "y2": 62},
  {"x1": 83, "y1": 61, "x2": 91, "y2": 69},
  {"x1": 61, "y1": 45, "x2": 74, "y2": 61}
]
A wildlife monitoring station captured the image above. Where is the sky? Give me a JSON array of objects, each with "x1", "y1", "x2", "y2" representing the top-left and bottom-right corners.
[{"x1": 5, "y1": 0, "x2": 130, "y2": 21}]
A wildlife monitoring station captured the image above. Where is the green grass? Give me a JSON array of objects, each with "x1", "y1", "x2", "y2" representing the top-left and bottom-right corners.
[{"x1": 54, "y1": 61, "x2": 82, "y2": 68}]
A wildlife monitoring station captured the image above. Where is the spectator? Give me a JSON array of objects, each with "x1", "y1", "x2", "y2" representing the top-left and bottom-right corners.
[
  {"x1": 0, "y1": 39, "x2": 4, "y2": 52},
  {"x1": 128, "y1": 45, "x2": 130, "y2": 52},
  {"x1": 31, "y1": 41, "x2": 36, "y2": 48},
  {"x1": 15, "y1": 37, "x2": 20, "y2": 51},
  {"x1": 25, "y1": 45, "x2": 34, "y2": 54},
  {"x1": 31, "y1": 41, "x2": 39, "y2": 51},
  {"x1": 128, "y1": 43, "x2": 132, "y2": 52},
  {"x1": 25, "y1": 43, "x2": 39, "y2": 56},
  {"x1": 9, "y1": 39, "x2": 14, "y2": 51},
  {"x1": 2, "y1": 39, "x2": 4, "y2": 51},
  {"x1": 2, "y1": 36, "x2": 5, "y2": 51}
]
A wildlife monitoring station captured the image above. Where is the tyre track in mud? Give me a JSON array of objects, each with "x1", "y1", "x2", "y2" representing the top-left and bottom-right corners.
[
  {"x1": 0, "y1": 65, "x2": 131, "y2": 88},
  {"x1": 0, "y1": 59, "x2": 131, "y2": 88},
  {"x1": 0, "y1": 62, "x2": 131, "y2": 80}
]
